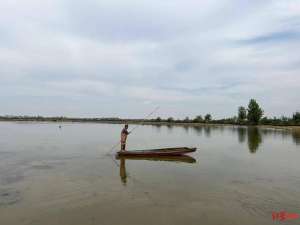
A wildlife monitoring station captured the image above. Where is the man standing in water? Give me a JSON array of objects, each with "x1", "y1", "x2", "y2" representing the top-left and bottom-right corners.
[{"x1": 121, "y1": 124, "x2": 130, "y2": 151}]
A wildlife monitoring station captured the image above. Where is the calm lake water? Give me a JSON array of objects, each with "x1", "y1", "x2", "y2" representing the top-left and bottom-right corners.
[{"x1": 0, "y1": 122, "x2": 299, "y2": 225}]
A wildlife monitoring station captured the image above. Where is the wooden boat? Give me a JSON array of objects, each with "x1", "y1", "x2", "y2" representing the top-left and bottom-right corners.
[
  {"x1": 116, "y1": 155, "x2": 196, "y2": 163},
  {"x1": 117, "y1": 147, "x2": 196, "y2": 156}
]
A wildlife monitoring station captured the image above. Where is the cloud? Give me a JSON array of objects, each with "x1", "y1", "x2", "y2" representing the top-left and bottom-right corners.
[
  {"x1": 236, "y1": 30, "x2": 300, "y2": 45},
  {"x1": 0, "y1": 0, "x2": 299, "y2": 118}
]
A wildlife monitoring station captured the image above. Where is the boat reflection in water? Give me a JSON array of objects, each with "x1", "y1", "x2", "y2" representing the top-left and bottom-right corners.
[{"x1": 116, "y1": 155, "x2": 196, "y2": 185}]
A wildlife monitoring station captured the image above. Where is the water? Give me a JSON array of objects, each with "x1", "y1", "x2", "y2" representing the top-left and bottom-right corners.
[{"x1": 0, "y1": 122, "x2": 299, "y2": 225}]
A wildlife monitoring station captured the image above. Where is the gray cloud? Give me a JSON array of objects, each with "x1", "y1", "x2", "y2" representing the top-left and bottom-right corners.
[
  {"x1": 0, "y1": 0, "x2": 299, "y2": 118},
  {"x1": 236, "y1": 30, "x2": 300, "y2": 45}
]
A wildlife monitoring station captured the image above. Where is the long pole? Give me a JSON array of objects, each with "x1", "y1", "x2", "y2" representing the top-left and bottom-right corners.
[{"x1": 128, "y1": 106, "x2": 160, "y2": 133}]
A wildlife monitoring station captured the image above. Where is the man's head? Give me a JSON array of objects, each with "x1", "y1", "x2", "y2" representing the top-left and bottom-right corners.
[{"x1": 125, "y1": 124, "x2": 129, "y2": 129}]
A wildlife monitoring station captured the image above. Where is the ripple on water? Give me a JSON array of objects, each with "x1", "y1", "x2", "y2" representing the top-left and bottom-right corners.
[
  {"x1": 0, "y1": 173, "x2": 24, "y2": 185},
  {"x1": 31, "y1": 165, "x2": 53, "y2": 170},
  {"x1": 0, "y1": 188, "x2": 21, "y2": 206}
]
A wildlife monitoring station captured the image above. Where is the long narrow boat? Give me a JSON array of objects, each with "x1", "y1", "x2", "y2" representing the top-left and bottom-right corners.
[
  {"x1": 116, "y1": 155, "x2": 196, "y2": 163},
  {"x1": 117, "y1": 147, "x2": 196, "y2": 156}
]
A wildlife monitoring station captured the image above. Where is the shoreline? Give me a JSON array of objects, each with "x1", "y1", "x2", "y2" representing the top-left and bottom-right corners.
[{"x1": 1, "y1": 119, "x2": 299, "y2": 130}]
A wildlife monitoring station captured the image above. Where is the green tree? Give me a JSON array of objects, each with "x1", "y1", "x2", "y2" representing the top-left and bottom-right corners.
[
  {"x1": 204, "y1": 114, "x2": 212, "y2": 122},
  {"x1": 167, "y1": 117, "x2": 174, "y2": 122},
  {"x1": 293, "y1": 112, "x2": 300, "y2": 122},
  {"x1": 156, "y1": 117, "x2": 162, "y2": 122},
  {"x1": 238, "y1": 106, "x2": 247, "y2": 122},
  {"x1": 247, "y1": 99, "x2": 263, "y2": 125},
  {"x1": 183, "y1": 117, "x2": 190, "y2": 122},
  {"x1": 260, "y1": 116, "x2": 270, "y2": 125},
  {"x1": 193, "y1": 115, "x2": 203, "y2": 123}
]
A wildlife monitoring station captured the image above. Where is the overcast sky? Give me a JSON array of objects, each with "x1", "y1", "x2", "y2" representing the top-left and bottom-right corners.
[{"x1": 0, "y1": 0, "x2": 299, "y2": 119}]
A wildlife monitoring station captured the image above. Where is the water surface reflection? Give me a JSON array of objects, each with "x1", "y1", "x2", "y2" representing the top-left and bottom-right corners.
[
  {"x1": 117, "y1": 155, "x2": 196, "y2": 185},
  {"x1": 292, "y1": 130, "x2": 300, "y2": 145},
  {"x1": 0, "y1": 122, "x2": 299, "y2": 225},
  {"x1": 152, "y1": 124, "x2": 299, "y2": 153},
  {"x1": 247, "y1": 128, "x2": 262, "y2": 153}
]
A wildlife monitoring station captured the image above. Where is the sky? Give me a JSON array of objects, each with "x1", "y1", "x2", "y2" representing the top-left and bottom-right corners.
[{"x1": 0, "y1": 0, "x2": 299, "y2": 119}]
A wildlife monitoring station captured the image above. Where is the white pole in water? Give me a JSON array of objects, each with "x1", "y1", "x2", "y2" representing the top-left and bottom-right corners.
[{"x1": 105, "y1": 106, "x2": 160, "y2": 155}]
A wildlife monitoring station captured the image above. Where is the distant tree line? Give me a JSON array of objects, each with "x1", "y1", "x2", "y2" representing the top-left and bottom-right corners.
[
  {"x1": 153, "y1": 113, "x2": 213, "y2": 124},
  {"x1": 151, "y1": 99, "x2": 299, "y2": 126},
  {"x1": 0, "y1": 99, "x2": 299, "y2": 126},
  {"x1": 0, "y1": 116, "x2": 123, "y2": 123}
]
